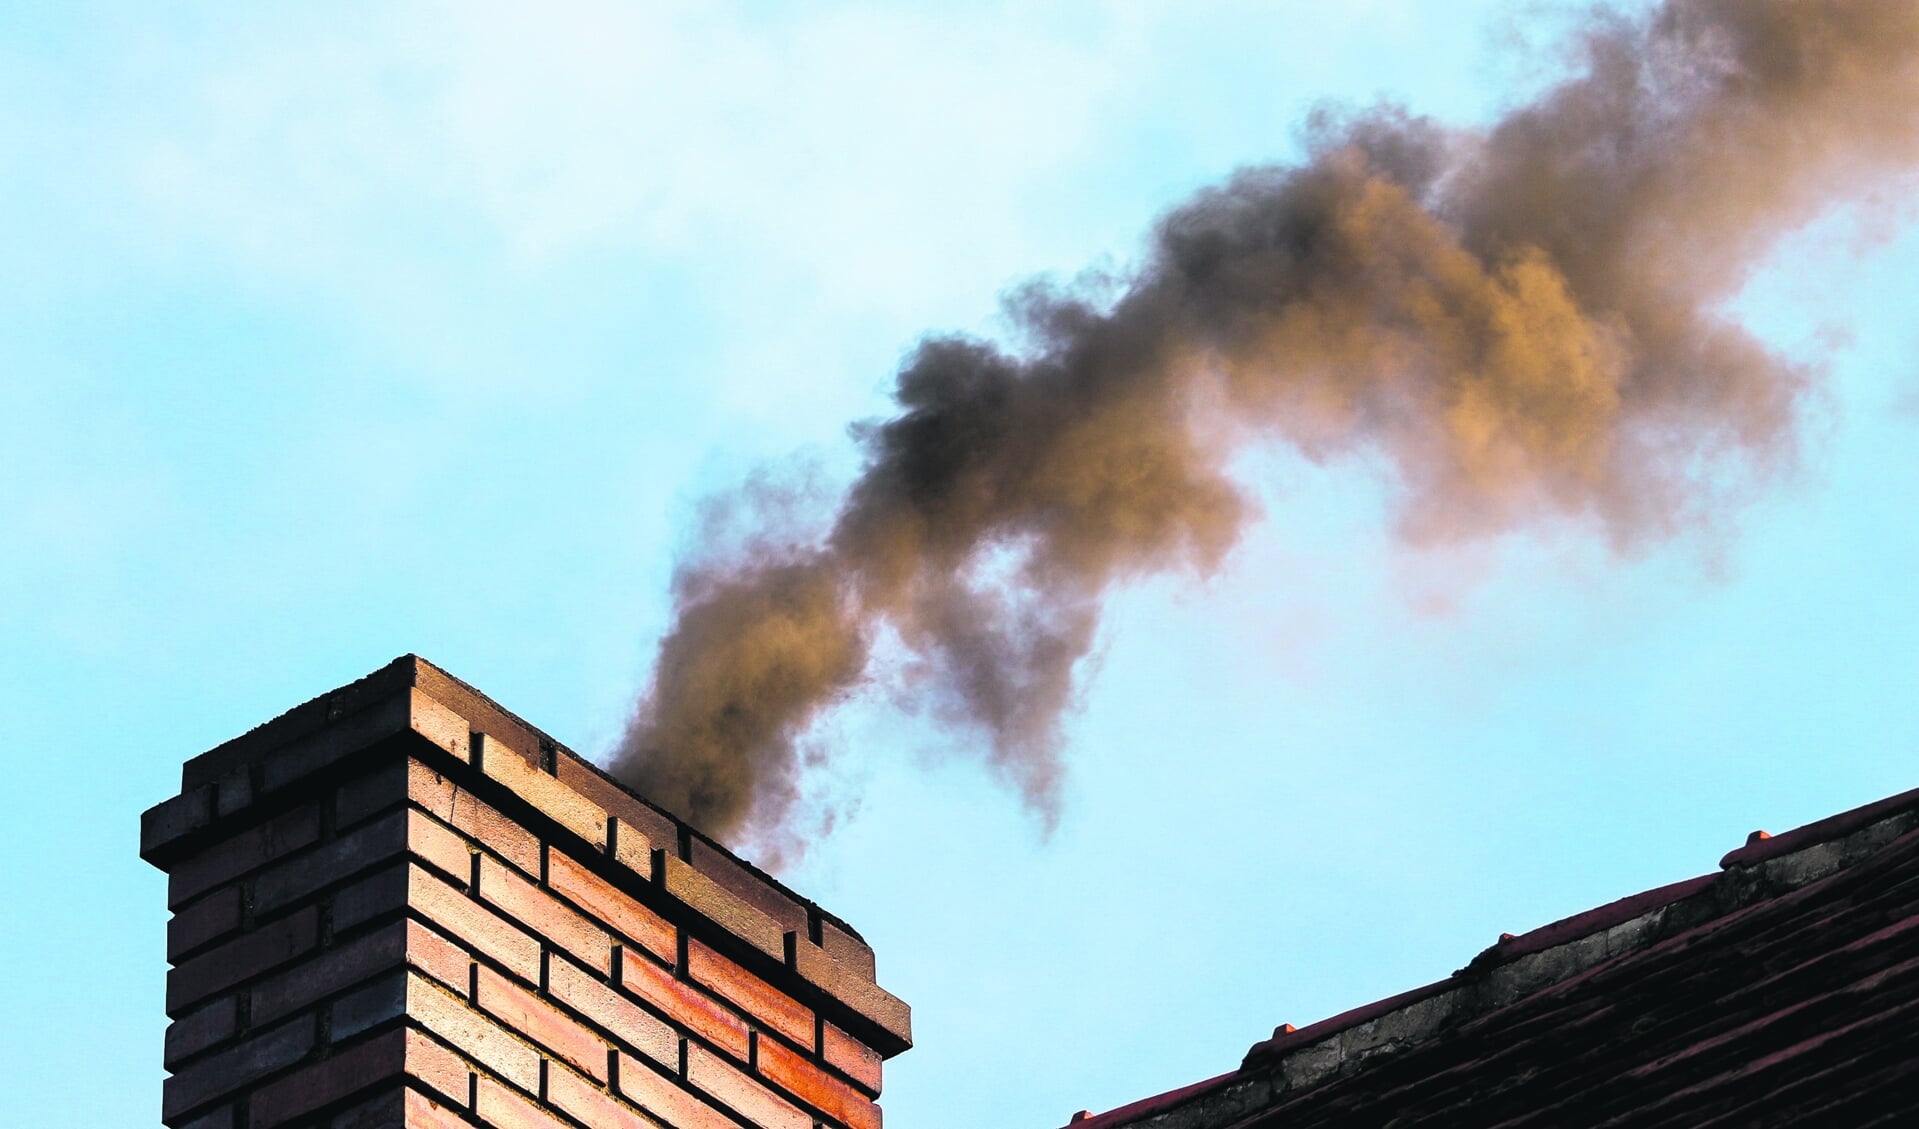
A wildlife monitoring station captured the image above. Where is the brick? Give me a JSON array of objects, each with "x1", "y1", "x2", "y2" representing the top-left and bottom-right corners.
[
  {"x1": 687, "y1": 1042, "x2": 808, "y2": 1129},
  {"x1": 547, "y1": 955, "x2": 678, "y2": 1070},
  {"x1": 177, "y1": 1105, "x2": 235, "y2": 1129},
  {"x1": 476, "y1": 732, "x2": 608, "y2": 851},
  {"x1": 821, "y1": 1022, "x2": 883, "y2": 1096},
  {"x1": 685, "y1": 939, "x2": 812, "y2": 1047},
  {"x1": 478, "y1": 855, "x2": 613, "y2": 975},
  {"x1": 689, "y1": 840, "x2": 807, "y2": 937},
  {"x1": 253, "y1": 809, "x2": 403, "y2": 914},
  {"x1": 332, "y1": 865, "x2": 410, "y2": 934},
  {"x1": 618, "y1": 950, "x2": 750, "y2": 1062},
  {"x1": 168, "y1": 906, "x2": 320, "y2": 1015},
  {"x1": 758, "y1": 1034, "x2": 881, "y2": 1128},
  {"x1": 247, "y1": 1026, "x2": 464, "y2": 1128},
  {"x1": 405, "y1": 919, "x2": 474, "y2": 997},
  {"x1": 331, "y1": 972, "x2": 407, "y2": 1041},
  {"x1": 251, "y1": 921, "x2": 406, "y2": 1025},
  {"x1": 407, "y1": 864, "x2": 543, "y2": 984},
  {"x1": 408, "y1": 759, "x2": 539, "y2": 875},
  {"x1": 324, "y1": 1085, "x2": 404, "y2": 1129},
  {"x1": 399, "y1": 1088, "x2": 471, "y2": 1129},
  {"x1": 474, "y1": 1077, "x2": 572, "y2": 1129},
  {"x1": 165, "y1": 995, "x2": 240, "y2": 1069},
  {"x1": 258, "y1": 690, "x2": 470, "y2": 796},
  {"x1": 659, "y1": 855, "x2": 783, "y2": 960},
  {"x1": 142, "y1": 784, "x2": 214, "y2": 864},
  {"x1": 169, "y1": 886, "x2": 243, "y2": 962},
  {"x1": 408, "y1": 972, "x2": 541, "y2": 1094},
  {"x1": 547, "y1": 847, "x2": 675, "y2": 963},
  {"x1": 554, "y1": 755, "x2": 678, "y2": 863},
  {"x1": 162, "y1": 1016, "x2": 315, "y2": 1121},
  {"x1": 215, "y1": 766, "x2": 254, "y2": 818},
  {"x1": 793, "y1": 943, "x2": 912, "y2": 1051},
  {"x1": 475, "y1": 964, "x2": 608, "y2": 1082},
  {"x1": 336, "y1": 761, "x2": 407, "y2": 830},
  {"x1": 818, "y1": 920, "x2": 875, "y2": 982},
  {"x1": 169, "y1": 804, "x2": 321, "y2": 908},
  {"x1": 553, "y1": 1058, "x2": 676, "y2": 1129}
]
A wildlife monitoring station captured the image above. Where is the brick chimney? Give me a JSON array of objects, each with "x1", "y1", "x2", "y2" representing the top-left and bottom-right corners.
[{"x1": 140, "y1": 656, "x2": 911, "y2": 1129}]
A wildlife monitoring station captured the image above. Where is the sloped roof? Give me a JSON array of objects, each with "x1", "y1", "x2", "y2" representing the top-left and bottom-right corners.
[{"x1": 1066, "y1": 784, "x2": 1919, "y2": 1128}]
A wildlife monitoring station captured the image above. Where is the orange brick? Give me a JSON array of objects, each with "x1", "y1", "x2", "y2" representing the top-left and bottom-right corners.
[
  {"x1": 406, "y1": 810, "x2": 474, "y2": 885},
  {"x1": 548, "y1": 1060, "x2": 658, "y2": 1129},
  {"x1": 408, "y1": 759, "x2": 539, "y2": 874},
  {"x1": 475, "y1": 964, "x2": 608, "y2": 1082},
  {"x1": 619, "y1": 951, "x2": 749, "y2": 1061},
  {"x1": 479, "y1": 855, "x2": 613, "y2": 975},
  {"x1": 548, "y1": 847, "x2": 676, "y2": 963},
  {"x1": 548, "y1": 954, "x2": 678, "y2": 1070},
  {"x1": 759, "y1": 1034, "x2": 882, "y2": 1129},
  {"x1": 475, "y1": 1077, "x2": 571, "y2": 1129},
  {"x1": 408, "y1": 972, "x2": 541, "y2": 1094},
  {"x1": 616, "y1": 1052, "x2": 739, "y2": 1129},
  {"x1": 406, "y1": 919, "x2": 473, "y2": 997},
  {"x1": 477, "y1": 733, "x2": 608, "y2": 850},
  {"x1": 685, "y1": 939, "x2": 812, "y2": 1046},
  {"x1": 410, "y1": 864, "x2": 542, "y2": 984},
  {"x1": 821, "y1": 1022, "x2": 883, "y2": 1096},
  {"x1": 688, "y1": 1042, "x2": 808, "y2": 1129},
  {"x1": 405, "y1": 1088, "x2": 473, "y2": 1129}
]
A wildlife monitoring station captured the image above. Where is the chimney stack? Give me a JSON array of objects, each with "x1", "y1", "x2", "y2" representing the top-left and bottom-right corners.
[{"x1": 140, "y1": 656, "x2": 911, "y2": 1129}]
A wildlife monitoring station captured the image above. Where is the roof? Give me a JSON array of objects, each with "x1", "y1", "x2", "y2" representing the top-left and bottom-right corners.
[{"x1": 1065, "y1": 782, "x2": 1919, "y2": 1128}]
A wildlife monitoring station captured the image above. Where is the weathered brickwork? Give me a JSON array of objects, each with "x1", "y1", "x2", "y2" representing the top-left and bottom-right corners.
[{"x1": 143, "y1": 655, "x2": 910, "y2": 1129}]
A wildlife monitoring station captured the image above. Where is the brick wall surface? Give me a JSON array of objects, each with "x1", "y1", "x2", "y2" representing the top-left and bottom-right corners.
[{"x1": 142, "y1": 656, "x2": 910, "y2": 1129}]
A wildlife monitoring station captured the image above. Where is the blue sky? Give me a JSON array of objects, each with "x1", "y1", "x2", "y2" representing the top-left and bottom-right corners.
[{"x1": 4, "y1": 2, "x2": 1918, "y2": 1125}]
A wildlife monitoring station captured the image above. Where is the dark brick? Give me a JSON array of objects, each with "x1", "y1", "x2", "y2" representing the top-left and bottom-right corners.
[
  {"x1": 169, "y1": 805, "x2": 322, "y2": 908},
  {"x1": 162, "y1": 1016, "x2": 315, "y2": 1121},
  {"x1": 257, "y1": 690, "x2": 468, "y2": 797},
  {"x1": 759, "y1": 1032, "x2": 882, "y2": 1128},
  {"x1": 322, "y1": 1085, "x2": 404, "y2": 1129},
  {"x1": 165, "y1": 995, "x2": 240, "y2": 1069},
  {"x1": 334, "y1": 761, "x2": 407, "y2": 831},
  {"x1": 478, "y1": 855, "x2": 612, "y2": 976},
  {"x1": 168, "y1": 906, "x2": 320, "y2": 1016},
  {"x1": 247, "y1": 1026, "x2": 405, "y2": 1128},
  {"x1": 331, "y1": 864, "x2": 409, "y2": 935},
  {"x1": 142, "y1": 784, "x2": 214, "y2": 864},
  {"x1": 253, "y1": 809, "x2": 406, "y2": 915},
  {"x1": 547, "y1": 847, "x2": 675, "y2": 963},
  {"x1": 618, "y1": 949, "x2": 749, "y2": 1062},
  {"x1": 547, "y1": 954, "x2": 677, "y2": 1070},
  {"x1": 330, "y1": 972, "x2": 407, "y2": 1041},
  {"x1": 176, "y1": 1104, "x2": 236, "y2": 1129},
  {"x1": 250, "y1": 920, "x2": 406, "y2": 1025},
  {"x1": 169, "y1": 886, "x2": 244, "y2": 962},
  {"x1": 688, "y1": 1042, "x2": 809, "y2": 1129},
  {"x1": 686, "y1": 938, "x2": 812, "y2": 1047}
]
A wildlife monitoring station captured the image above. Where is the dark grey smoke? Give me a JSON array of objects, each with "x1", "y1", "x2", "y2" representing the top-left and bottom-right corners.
[{"x1": 614, "y1": 0, "x2": 1919, "y2": 855}]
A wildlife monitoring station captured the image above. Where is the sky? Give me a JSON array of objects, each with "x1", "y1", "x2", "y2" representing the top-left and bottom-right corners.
[{"x1": 3, "y1": 2, "x2": 1918, "y2": 1126}]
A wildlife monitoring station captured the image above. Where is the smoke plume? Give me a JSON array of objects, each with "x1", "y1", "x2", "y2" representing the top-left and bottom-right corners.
[{"x1": 614, "y1": 0, "x2": 1919, "y2": 851}]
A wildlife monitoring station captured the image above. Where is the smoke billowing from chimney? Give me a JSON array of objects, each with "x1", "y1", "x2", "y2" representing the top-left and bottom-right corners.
[{"x1": 614, "y1": 0, "x2": 1919, "y2": 852}]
